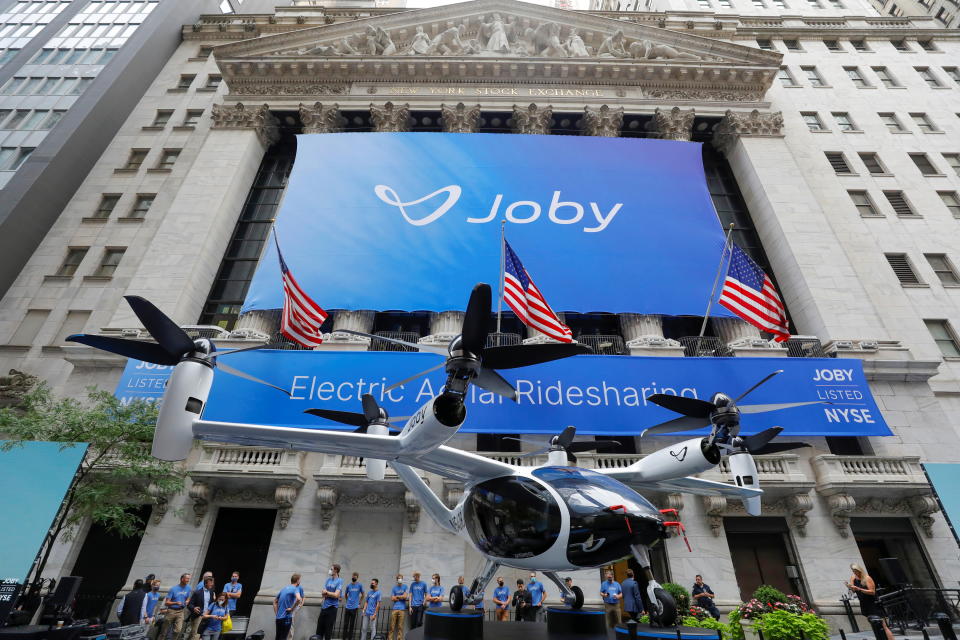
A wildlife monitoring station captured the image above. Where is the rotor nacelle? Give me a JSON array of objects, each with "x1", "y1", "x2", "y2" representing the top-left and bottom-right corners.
[
  {"x1": 623, "y1": 437, "x2": 721, "y2": 483},
  {"x1": 153, "y1": 360, "x2": 213, "y2": 461}
]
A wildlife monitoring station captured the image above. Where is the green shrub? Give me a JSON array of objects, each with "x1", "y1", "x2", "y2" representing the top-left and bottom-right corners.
[
  {"x1": 727, "y1": 607, "x2": 745, "y2": 640},
  {"x1": 752, "y1": 585, "x2": 789, "y2": 606},
  {"x1": 681, "y1": 615, "x2": 730, "y2": 637},
  {"x1": 662, "y1": 582, "x2": 691, "y2": 612},
  {"x1": 756, "y1": 611, "x2": 829, "y2": 640}
]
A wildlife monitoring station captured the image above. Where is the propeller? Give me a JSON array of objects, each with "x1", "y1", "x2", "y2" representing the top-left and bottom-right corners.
[
  {"x1": 505, "y1": 426, "x2": 621, "y2": 464},
  {"x1": 337, "y1": 283, "x2": 592, "y2": 402},
  {"x1": 67, "y1": 295, "x2": 288, "y2": 394},
  {"x1": 304, "y1": 393, "x2": 408, "y2": 434}
]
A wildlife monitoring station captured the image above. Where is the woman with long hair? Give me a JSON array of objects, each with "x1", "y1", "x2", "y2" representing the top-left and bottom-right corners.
[
  {"x1": 846, "y1": 563, "x2": 894, "y2": 640},
  {"x1": 201, "y1": 593, "x2": 230, "y2": 640}
]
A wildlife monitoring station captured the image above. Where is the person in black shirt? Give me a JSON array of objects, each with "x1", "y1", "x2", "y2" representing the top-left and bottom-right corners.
[
  {"x1": 118, "y1": 580, "x2": 147, "y2": 626},
  {"x1": 691, "y1": 575, "x2": 721, "y2": 620},
  {"x1": 511, "y1": 580, "x2": 531, "y2": 622},
  {"x1": 846, "y1": 564, "x2": 894, "y2": 640}
]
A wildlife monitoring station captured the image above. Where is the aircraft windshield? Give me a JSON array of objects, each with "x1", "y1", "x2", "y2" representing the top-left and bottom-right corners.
[{"x1": 463, "y1": 476, "x2": 562, "y2": 560}]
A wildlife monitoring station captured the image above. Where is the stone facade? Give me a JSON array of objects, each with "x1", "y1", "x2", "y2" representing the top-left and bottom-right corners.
[{"x1": 1, "y1": 0, "x2": 959, "y2": 634}]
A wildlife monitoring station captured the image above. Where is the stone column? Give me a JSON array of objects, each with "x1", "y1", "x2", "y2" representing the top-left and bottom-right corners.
[
  {"x1": 109, "y1": 103, "x2": 278, "y2": 328},
  {"x1": 651, "y1": 107, "x2": 695, "y2": 141},
  {"x1": 421, "y1": 311, "x2": 463, "y2": 347},
  {"x1": 370, "y1": 102, "x2": 411, "y2": 132},
  {"x1": 322, "y1": 310, "x2": 375, "y2": 351},
  {"x1": 712, "y1": 316, "x2": 784, "y2": 357},
  {"x1": 512, "y1": 103, "x2": 552, "y2": 135},
  {"x1": 299, "y1": 102, "x2": 343, "y2": 133},
  {"x1": 619, "y1": 313, "x2": 683, "y2": 356},
  {"x1": 441, "y1": 103, "x2": 481, "y2": 133},
  {"x1": 582, "y1": 105, "x2": 623, "y2": 137}
]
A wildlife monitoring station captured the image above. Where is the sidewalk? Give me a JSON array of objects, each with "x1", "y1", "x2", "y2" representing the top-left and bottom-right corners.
[{"x1": 831, "y1": 624, "x2": 960, "y2": 640}]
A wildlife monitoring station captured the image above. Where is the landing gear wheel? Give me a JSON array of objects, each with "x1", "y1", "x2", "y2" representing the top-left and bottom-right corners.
[
  {"x1": 570, "y1": 586, "x2": 584, "y2": 610},
  {"x1": 649, "y1": 588, "x2": 677, "y2": 627},
  {"x1": 449, "y1": 586, "x2": 464, "y2": 612}
]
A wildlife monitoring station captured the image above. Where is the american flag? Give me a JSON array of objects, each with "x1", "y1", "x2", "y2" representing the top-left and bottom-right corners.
[
  {"x1": 275, "y1": 236, "x2": 328, "y2": 348},
  {"x1": 718, "y1": 244, "x2": 790, "y2": 342},
  {"x1": 502, "y1": 239, "x2": 573, "y2": 343}
]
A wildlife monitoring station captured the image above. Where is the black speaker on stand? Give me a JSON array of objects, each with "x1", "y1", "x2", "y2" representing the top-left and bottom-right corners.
[{"x1": 39, "y1": 577, "x2": 82, "y2": 626}]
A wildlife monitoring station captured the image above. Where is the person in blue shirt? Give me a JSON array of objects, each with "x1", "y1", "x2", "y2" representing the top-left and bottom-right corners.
[
  {"x1": 622, "y1": 570, "x2": 643, "y2": 622},
  {"x1": 426, "y1": 574, "x2": 444, "y2": 609},
  {"x1": 201, "y1": 593, "x2": 230, "y2": 640},
  {"x1": 388, "y1": 574, "x2": 409, "y2": 640},
  {"x1": 223, "y1": 572, "x2": 242, "y2": 615},
  {"x1": 493, "y1": 577, "x2": 511, "y2": 622},
  {"x1": 408, "y1": 572, "x2": 427, "y2": 630},
  {"x1": 160, "y1": 573, "x2": 192, "y2": 640},
  {"x1": 143, "y1": 579, "x2": 162, "y2": 627},
  {"x1": 317, "y1": 564, "x2": 344, "y2": 640},
  {"x1": 600, "y1": 571, "x2": 623, "y2": 628},
  {"x1": 274, "y1": 574, "x2": 303, "y2": 640},
  {"x1": 343, "y1": 572, "x2": 365, "y2": 640},
  {"x1": 526, "y1": 573, "x2": 545, "y2": 622},
  {"x1": 360, "y1": 579, "x2": 382, "y2": 640}
]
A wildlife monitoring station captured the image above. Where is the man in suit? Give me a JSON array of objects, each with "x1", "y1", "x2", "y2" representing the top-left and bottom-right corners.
[
  {"x1": 117, "y1": 579, "x2": 147, "y2": 626},
  {"x1": 621, "y1": 570, "x2": 643, "y2": 622},
  {"x1": 187, "y1": 576, "x2": 217, "y2": 640}
]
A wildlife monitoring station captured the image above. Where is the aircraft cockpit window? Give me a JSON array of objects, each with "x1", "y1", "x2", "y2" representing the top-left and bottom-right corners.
[{"x1": 463, "y1": 476, "x2": 562, "y2": 560}]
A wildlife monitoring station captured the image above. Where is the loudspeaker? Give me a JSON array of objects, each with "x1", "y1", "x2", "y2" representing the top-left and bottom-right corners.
[
  {"x1": 49, "y1": 576, "x2": 82, "y2": 607},
  {"x1": 879, "y1": 558, "x2": 910, "y2": 586}
]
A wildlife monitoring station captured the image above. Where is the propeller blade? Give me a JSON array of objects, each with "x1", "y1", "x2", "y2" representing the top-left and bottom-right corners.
[
  {"x1": 334, "y1": 330, "x2": 447, "y2": 355},
  {"x1": 751, "y1": 441, "x2": 810, "y2": 455},
  {"x1": 741, "y1": 426, "x2": 783, "y2": 453},
  {"x1": 647, "y1": 394, "x2": 717, "y2": 418},
  {"x1": 474, "y1": 368, "x2": 517, "y2": 402},
  {"x1": 461, "y1": 283, "x2": 491, "y2": 355},
  {"x1": 124, "y1": 296, "x2": 195, "y2": 357},
  {"x1": 519, "y1": 446, "x2": 551, "y2": 458},
  {"x1": 566, "y1": 440, "x2": 622, "y2": 453},
  {"x1": 556, "y1": 425, "x2": 577, "y2": 449},
  {"x1": 567, "y1": 450, "x2": 578, "y2": 464},
  {"x1": 66, "y1": 334, "x2": 181, "y2": 366},
  {"x1": 387, "y1": 415, "x2": 413, "y2": 424},
  {"x1": 501, "y1": 436, "x2": 547, "y2": 447},
  {"x1": 385, "y1": 362, "x2": 445, "y2": 392},
  {"x1": 733, "y1": 370, "x2": 784, "y2": 403},
  {"x1": 209, "y1": 343, "x2": 284, "y2": 358},
  {"x1": 641, "y1": 415, "x2": 711, "y2": 437},
  {"x1": 739, "y1": 401, "x2": 827, "y2": 414},
  {"x1": 217, "y1": 362, "x2": 290, "y2": 396},
  {"x1": 361, "y1": 394, "x2": 381, "y2": 423},
  {"x1": 482, "y1": 343, "x2": 593, "y2": 370},
  {"x1": 304, "y1": 408, "x2": 368, "y2": 427}
]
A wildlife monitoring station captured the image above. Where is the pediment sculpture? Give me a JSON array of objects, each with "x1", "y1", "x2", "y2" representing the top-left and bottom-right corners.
[{"x1": 275, "y1": 14, "x2": 718, "y2": 61}]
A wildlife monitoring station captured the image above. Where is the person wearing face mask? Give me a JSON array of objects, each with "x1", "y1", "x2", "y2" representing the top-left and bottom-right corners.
[
  {"x1": 201, "y1": 593, "x2": 230, "y2": 640},
  {"x1": 388, "y1": 574, "x2": 408, "y2": 640},
  {"x1": 526, "y1": 574, "x2": 545, "y2": 622},
  {"x1": 317, "y1": 564, "x2": 343, "y2": 640},
  {"x1": 343, "y1": 572, "x2": 364, "y2": 640},
  {"x1": 511, "y1": 580, "x2": 531, "y2": 622},
  {"x1": 222, "y1": 572, "x2": 242, "y2": 616},
  {"x1": 426, "y1": 574, "x2": 443, "y2": 609},
  {"x1": 143, "y1": 580, "x2": 163, "y2": 629},
  {"x1": 408, "y1": 572, "x2": 427, "y2": 630},
  {"x1": 360, "y1": 579, "x2": 381, "y2": 640},
  {"x1": 492, "y1": 577, "x2": 510, "y2": 622}
]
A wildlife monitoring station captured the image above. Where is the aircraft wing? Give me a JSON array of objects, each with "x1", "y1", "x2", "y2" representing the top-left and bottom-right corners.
[
  {"x1": 194, "y1": 419, "x2": 513, "y2": 484},
  {"x1": 601, "y1": 469, "x2": 762, "y2": 500}
]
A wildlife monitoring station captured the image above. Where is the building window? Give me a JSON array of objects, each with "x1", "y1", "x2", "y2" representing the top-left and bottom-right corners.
[
  {"x1": 915, "y1": 67, "x2": 942, "y2": 88},
  {"x1": 924, "y1": 320, "x2": 960, "y2": 357},
  {"x1": 783, "y1": 39, "x2": 802, "y2": 51},
  {"x1": 807, "y1": 0, "x2": 823, "y2": 7},
  {"x1": 943, "y1": 67, "x2": 960, "y2": 85},
  {"x1": 757, "y1": 39, "x2": 773, "y2": 50},
  {"x1": 858, "y1": 152, "x2": 887, "y2": 174},
  {"x1": 129, "y1": 194, "x2": 154, "y2": 218},
  {"x1": 917, "y1": 39, "x2": 936, "y2": 52},
  {"x1": 183, "y1": 109, "x2": 204, "y2": 126},
  {"x1": 697, "y1": 0, "x2": 711, "y2": 8},
  {"x1": 175, "y1": 74, "x2": 195, "y2": 90},
  {"x1": 802, "y1": 112, "x2": 826, "y2": 131},
  {"x1": 802, "y1": 66, "x2": 826, "y2": 87},
  {"x1": 850, "y1": 39, "x2": 869, "y2": 51},
  {"x1": 910, "y1": 153, "x2": 940, "y2": 176},
  {"x1": 8, "y1": 309, "x2": 50, "y2": 346},
  {"x1": 198, "y1": 45, "x2": 214, "y2": 58},
  {"x1": 845, "y1": 67, "x2": 870, "y2": 88},
  {"x1": 0, "y1": 48, "x2": 20, "y2": 65},
  {"x1": 156, "y1": 149, "x2": 180, "y2": 170},
  {"x1": 910, "y1": 112, "x2": 938, "y2": 133},
  {"x1": 52, "y1": 310, "x2": 91, "y2": 346},
  {"x1": 93, "y1": 194, "x2": 120, "y2": 219},
  {"x1": 848, "y1": 190, "x2": 881, "y2": 217},
  {"x1": 891, "y1": 38, "x2": 910, "y2": 51},
  {"x1": 56, "y1": 247, "x2": 88, "y2": 276},
  {"x1": 152, "y1": 110, "x2": 172, "y2": 126},
  {"x1": 41, "y1": 110, "x2": 65, "y2": 129},
  {"x1": 718, "y1": 0, "x2": 732, "y2": 8},
  {"x1": 15, "y1": 110, "x2": 46, "y2": 130},
  {"x1": 0, "y1": 146, "x2": 33, "y2": 170},
  {"x1": 204, "y1": 74, "x2": 222, "y2": 89},
  {"x1": 885, "y1": 253, "x2": 922, "y2": 285},
  {"x1": 92, "y1": 248, "x2": 125, "y2": 278},
  {"x1": 884, "y1": 190, "x2": 917, "y2": 217},
  {"x1": 5, "y1": 110, "x2": 29, "y2": 129},
  {"x1": 943, "y1": 154, "x2": 960, "y2": 177},
  {"x1": 879, "y1": 112, "x2": 905, "y2": 132},
  {"x1": 925, "y1": 254, "x2": 960, "y2": 285},
  {"x1": 777, "y1": 67, "x2": 797, "y2": 86},
  {"x1": 825, "y1": 152, "x2": 853, "y2": 174},
  {"x1": 122, "y1": 149, "x2": 148, "y2": 170},
  {"x1": 752, "y1": 0, "x2": 767, "y2": 8},
  {"x1": 772, "y1": 0, "x2": 787, "y2": 8},
  {"x1": 872, "y1": 67, "x2": 900, "y2": 88},
  {"x1": 940, "y1": 191, "x2": 960, "y2": 218},
  {"x1": 832, "y1": 112, "x2": 858, "y2": 131},
  {"x1": 824, "y1": 39, "x2": 842, "y2": 51}
]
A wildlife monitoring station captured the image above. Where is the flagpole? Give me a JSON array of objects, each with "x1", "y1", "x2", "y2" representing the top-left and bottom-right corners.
[
  {"x1": 496, "y1": 219, "x2": 506, "y2": 346},
  {"x1": 698, "y1": 222, "x2": 736, "y2": 339}
]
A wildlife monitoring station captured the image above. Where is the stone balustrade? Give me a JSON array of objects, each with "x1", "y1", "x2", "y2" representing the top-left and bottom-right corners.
[
  {"x1": 194, "y1": 444, "x2": 305, "y2": 477},
  {"x1": 812, "y1": 454, "x2": 928, "y2": 488}
]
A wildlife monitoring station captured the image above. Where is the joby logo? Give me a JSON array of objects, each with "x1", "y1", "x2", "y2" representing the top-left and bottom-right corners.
[{"x1": 373, "y1": 184, "x2": 622, "y2": 233}]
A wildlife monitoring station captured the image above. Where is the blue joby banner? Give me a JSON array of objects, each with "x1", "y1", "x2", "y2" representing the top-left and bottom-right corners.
[
  {"x1": 241, "y1": 133, "x2": 735, "y2": 316},
  {"x1": 115, "y1": 353, "x2": 891, "y2": 437}
]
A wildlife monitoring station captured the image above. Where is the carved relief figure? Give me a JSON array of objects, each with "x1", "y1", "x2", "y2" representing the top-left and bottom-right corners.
[
  {"x1": 526, "y1": 22, "x2": 566, "y2": 57},
  {"x1": 564, "y1": 29, "x2": 590, "y2": 57},
  {"x1": 481, "y1": 13, "x2": 510, "y2": 53},
  {"x1": 364, "y1": 25, "x2": 396, "y2": 55},
  {"x1": 428, "y1": 25, "x2": 469, "y2": 55},
  {"x1": 336, "y1": 36, "x2": 359, "y2": 55},
  {"x1": 597, "y1": 30, "x2": 628, "y2": 58},
  {"x1": 628, "y1": 39, "x2": 702, "y2": 60},
  {"x1": 410, "y1": 25, "x2": 431, "y2": 54}
]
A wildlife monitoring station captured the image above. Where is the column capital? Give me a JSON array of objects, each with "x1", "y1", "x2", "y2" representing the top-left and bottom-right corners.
[
  {"x1": 441, "y1": 103, "x2": 482, "y2": 133},
  {"x1": 512, "y1": 103, "x2": 552, "y2": 135},
  {"x1": 370, "y1": 102, "x2": 411, "y2": 132},
  {"x1": 582, "y1": 105, "x2": 623, "y2": 137},
  {"x1": 210, "y1": 102, "x2": 280, "y2": 147},
  {"x1": 712, "y1": 109, "x2": 784, "y2": 154},
  {"x1": 651, "y1": 107, "x2": 695, "y2": 142},
  {"x1": 299, "y1": 102, "x2": 343, "y2": 133}
]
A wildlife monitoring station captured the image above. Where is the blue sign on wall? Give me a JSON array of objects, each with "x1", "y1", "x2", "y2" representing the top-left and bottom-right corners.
[
  {"x1": 241, "y1": 133, "x2": 735, "y2": 316},
  {"x1": 115, "y1": 352, "x2": 891, "y2": 437}
]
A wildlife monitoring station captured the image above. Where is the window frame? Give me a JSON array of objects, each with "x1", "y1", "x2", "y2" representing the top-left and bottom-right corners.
[
  {"x1": 924, "y1": 253, "x2": 960, "y2": 286},
  {"x1": 55, "y1": 246, "x2": 89, "y2": 277},
  {"x1": 924, "y1": 319, "x2": 960, "y2": 358},
  {"x1": 91, "y1": 247, "x2": 126, "y2": 278},
  {"x1": 848, "y1": 190, "x2": 882, "y2": 217}
]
